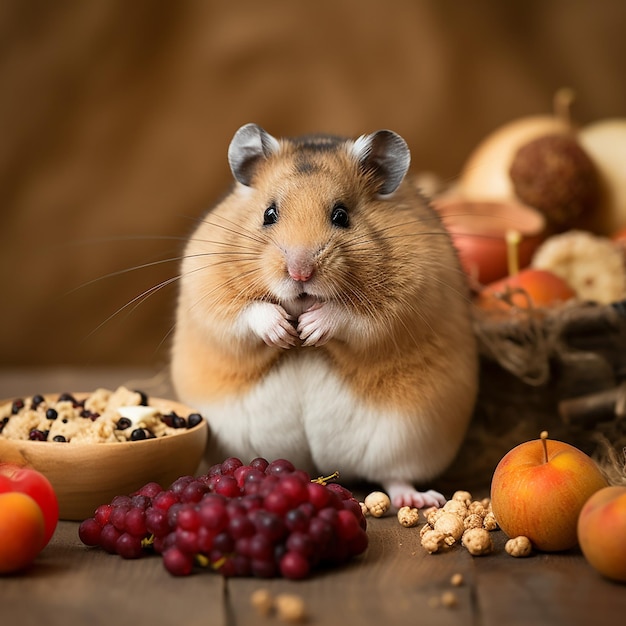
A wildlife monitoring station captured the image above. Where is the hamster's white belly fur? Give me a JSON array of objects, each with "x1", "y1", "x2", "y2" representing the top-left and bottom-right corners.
[{"x1": 199, "y1": 352, "x2": 446, "y2": 483}]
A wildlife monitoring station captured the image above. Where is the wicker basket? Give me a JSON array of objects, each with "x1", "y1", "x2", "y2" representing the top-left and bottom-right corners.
[{"x1": 439, "y1": 299, "x2": 626, "y2": 490}]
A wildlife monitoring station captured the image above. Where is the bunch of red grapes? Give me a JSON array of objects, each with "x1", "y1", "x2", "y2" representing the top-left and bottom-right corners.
[{"x1": 78, "y1": 457, "x2": 368, "y2": 579}]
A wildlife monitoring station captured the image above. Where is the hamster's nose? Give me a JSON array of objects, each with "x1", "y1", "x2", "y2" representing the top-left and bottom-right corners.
[
  {"x1": 288, "y1": 264, "x2": 315, "y2": 282},
  {"x1": 286, "y1": 250, "x2": 316, "y2": 283}
]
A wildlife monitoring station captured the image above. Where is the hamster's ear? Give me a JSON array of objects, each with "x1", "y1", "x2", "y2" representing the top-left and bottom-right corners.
[
  {"x1": 228, "y1": 123, "x2": 280, "y2": 186},
  {"x1": 351, "y1": 130, "x2": 411, "y2": 195}
]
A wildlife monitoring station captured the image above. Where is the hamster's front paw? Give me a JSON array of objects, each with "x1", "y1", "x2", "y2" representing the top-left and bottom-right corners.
[
  {"x1": 298, "y1": 301, "x2": 340, "y2": 347},
  {"x1": 244, "y1": 302, "x2": 299, "y2": 349},
  {"x1": 384, "y1": 481, "x2": 446, "y2": 509}
]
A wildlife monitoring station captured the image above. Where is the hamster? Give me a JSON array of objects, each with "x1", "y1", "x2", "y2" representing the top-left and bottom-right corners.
[{"x1": 171, "y1": 123, "x2": 478, "y2": 508}]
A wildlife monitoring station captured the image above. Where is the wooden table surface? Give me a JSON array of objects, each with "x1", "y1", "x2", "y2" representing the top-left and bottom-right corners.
[{"x1": 1, "y1": 367, "x2": 625, "y2": 626}]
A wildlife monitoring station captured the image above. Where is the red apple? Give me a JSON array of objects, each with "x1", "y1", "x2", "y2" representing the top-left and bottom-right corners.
[
  {"x1": 0, "y1": 463, "x2": 59, "y2": 547},
  {"x1": 577, "y1": 486, "x2": 626, "y2": 583},
  {"x1": 490, "y1": 432, "x2": 608, "y2": 551},
  {"x1": 476, "y1": 268, "x2": 577, "y2": 311}
]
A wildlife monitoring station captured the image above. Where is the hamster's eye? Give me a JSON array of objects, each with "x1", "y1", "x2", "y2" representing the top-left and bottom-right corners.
[
  {"x1": 263, "y1": 202, "x2": 279, "y2": 226},
  {"x1": 331, "y1": 203, "x2": 350, "y2": 228}
]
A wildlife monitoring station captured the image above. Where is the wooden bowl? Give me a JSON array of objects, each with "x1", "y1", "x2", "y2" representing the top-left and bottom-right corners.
[{"x1": 0, "y1": 394, "x2": 209, "y2": 520}]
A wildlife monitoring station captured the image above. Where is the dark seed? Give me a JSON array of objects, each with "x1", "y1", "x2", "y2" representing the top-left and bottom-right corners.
[
  {"x1": 117, "y1": 417, "x2": 132, "y2": 430},
  {"x1": 52, "y1": 435, "x2": 67, "y2": 442},
  {"x1": 0, "y1": 417, "x2": 9, "y2": 433},
  {"x1": 162, "y1": 412, "x2": 177, "y2": 428},
  {"x1": 46, "y1": 408, "x2": 58, "y2": 420},
  {"x1": 130, "y1": 428, "x2": 148, "y2": 441},
  {"x1": 28, "y1": 429, "x2": 48, "y2": 441},
  {"x1": 31, "y1": 394, "x2": 45, "y2": 409},
  {"x1": 187, "y1": 413, "x2": 204, "y2": 428},
  {"x1": 58, "y1": 392, "x2": 76, "y2": 403},
  {"x1": 11, "y1": 399, "x2": 24, "y2": 414},
  {"x1": 135, "y1": 390, "x2": 148, "y2": 406}
]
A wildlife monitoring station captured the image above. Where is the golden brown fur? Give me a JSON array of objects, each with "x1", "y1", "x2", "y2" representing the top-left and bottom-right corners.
[{"x1": 171, "y1": 125, "x2": 478, "y2": 507}]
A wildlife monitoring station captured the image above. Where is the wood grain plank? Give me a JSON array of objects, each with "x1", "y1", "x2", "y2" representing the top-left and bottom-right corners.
[
  {"x1": 473, "y1": 532, "x2": 626, "y2": 625},
  {"x1": 3, "y1": 369, "x2": 626, "y2": 626},
  {"x1": 0, "y1": 522, "x2": 226, "y2": 626},
  {"x1": 226, "y1": 515, "x2": 476, "y2": 625}
]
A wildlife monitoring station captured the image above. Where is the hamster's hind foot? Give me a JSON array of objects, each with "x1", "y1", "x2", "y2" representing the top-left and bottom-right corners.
[{"x1": 383, "y1": 481, "x2": 446, "y2": 509}]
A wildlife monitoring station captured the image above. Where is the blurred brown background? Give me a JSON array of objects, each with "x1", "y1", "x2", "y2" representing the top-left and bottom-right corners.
[{"x1": 1, "y1": 0, "x2": 625, "y2": 368}]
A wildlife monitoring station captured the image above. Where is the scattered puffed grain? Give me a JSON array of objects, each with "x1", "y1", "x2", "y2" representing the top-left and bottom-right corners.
[
  {"x1": 397, "y1": 506, "x2": 420, "y2": 527},
  {"x1": 426, "y1": 507, "x2": 445, "y2": 526},
  {"x1": 505, "y1": 535, "x2": 533, "y2": 557},
  {"x1": 483, "y1": 511, "x2": 498, "y2": 531},
  {"x1": 433, "y1": 512, "x2": 465, "y2": 542},
  {"x1": 462, "y1": 528, "x2": 493, "y2": 556},
  {"x1": 421, "y1": 529, "x2": 447, "y2": 554},
  {"x1": 452, "y1": 490, "x2": 472, "y2": 505},
  {"x1": 441, "y1": 591, "x2": 458, "y2": 608},
  {"x1": 275, "y1": 593, "x2": 307, "y2": 623},
  {"x1": 468, "y1": 501, "x2": 487, "y2": 518},
  {"x1": 250, "y1": 588, "x2": 274, "y2": 616},
  {"x1": 463, "y1": 513, "x2": 483, "y2": 530},
  {"x1": 442, "y1": 499, "x2": 468, "y2": 518},
  {"x1": 363, "y1": 491, "x2": 391, "y2": 518}
]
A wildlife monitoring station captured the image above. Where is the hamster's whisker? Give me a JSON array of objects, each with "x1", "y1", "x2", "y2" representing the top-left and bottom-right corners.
[
  {"x1": 184, "y1": 264, "x2": 270, "y2": 320},
  {"x1": 81, "y1": 272, "x2": 185, "y2": 342},
  {"x1": 64, "y1": 255, "x2": 188, "y2": 296},
  {"x1": 184, "y1": 235, "x2": 263, "y2": 255},
  {"x1": 84, "y1": 250, "x2": 260, "y2": 341},
  {"x1": 196, "y1": 214, "x2": 267, "y2": 247}
]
